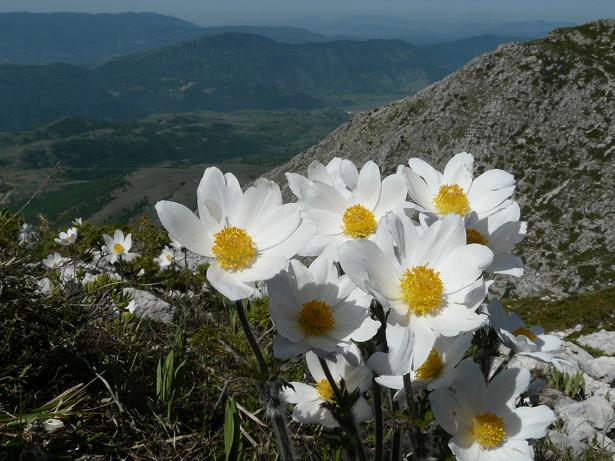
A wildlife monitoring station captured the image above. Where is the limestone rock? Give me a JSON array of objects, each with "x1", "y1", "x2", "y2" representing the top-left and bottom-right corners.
[
  {"x1": 558, "y1": 396, "x2": 615, "y2": 432},
  {"x1": 123, "y1": 288, "x2": 174, "y2": 324},
  {"x1": 577, "y1": 330, "x2": 615, "y2": 355},
  {"x1": 581, "y1": 356, "x2": 615, "y2": 385}
]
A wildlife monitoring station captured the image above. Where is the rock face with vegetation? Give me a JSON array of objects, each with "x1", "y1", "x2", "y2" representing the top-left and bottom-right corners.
[{"x1": 267, "y1": 20, "x2": 615, "y2": 298}]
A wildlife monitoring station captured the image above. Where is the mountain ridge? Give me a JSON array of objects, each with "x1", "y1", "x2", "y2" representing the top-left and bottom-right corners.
[{"x1": 265, "y1": 19, "x2": 615, "y2": 298}]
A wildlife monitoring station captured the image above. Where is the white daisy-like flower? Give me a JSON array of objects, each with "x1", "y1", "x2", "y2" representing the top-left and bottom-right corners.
[
  {"x1": 55, "y1": 227, "x2": 78, "y2": 246},
  {"x1": 267, "y1": 255, "x2": 380, "y2": 360},
  {"x1": 286, "y1": 157, "x2": 356, "y2": 202},
  {"x1": 102, "y1": 229, "x2": 136, "y2": 264},
  {"x1": 430, "y1": 359, "x2": 555, "y2": 461},
  {"x1": 368, "y1": 331, "x2": 472, "y2": 398},
  {"x1": 157, "y1": 246, "x2": 174, "y2": 269},
  {"x1": 400, "y1": 152, "x2": 515, "y2": 220},
  {"x1": 339, "y1": 212, "x2": 492, "y2": 367},
  {"x1": 155, "y1": 167, "x2": 314, "y2": 301},
  {"x1": 280, "y1": 345, "x2": 373, "y2": 428},
  {"x1": 42, "y1": 252, "x2": 66, "y2": 269},
  {"x1": 126, "y1": 300, "x2": 137, "y2": 315},
  {"x1": 19, "y1": 223, "x2": 37, "y2": 246},
  {"x1": 292, "y1": 160, "x2": 407, "y2": 258},
  {"x1": 72, "y1": 217, "x2": 83, "y2": 226},
  {"x1": 487, "y1": 299, "x2": 563, "y2": 364}
]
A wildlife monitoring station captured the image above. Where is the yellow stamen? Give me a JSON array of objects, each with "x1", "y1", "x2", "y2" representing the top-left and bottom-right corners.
[
  {"x1": 316, "y1": 379, "x2": 335, "y2": 402},
  {"x1": 399, "y1": 265, "x2": 444, "y2": 316},
  {"x1": 471, "y1": 412, "x2": 506, "y2": 449},
  {"x1": 212, "y1": 226, "x2": 257, "y2": 271},
  {"x1": 466, "y1": 228, "x2": 488, "y2": 245},
  {"x1": 512, "y1": 327, "x2": 537, "y2": 342},
  {"x1": 433, "y1": 184, "x2": 470, "y2": 216},
  {"x1": 113, "y1": 243, "x2": 124, "y2": 255},
  {"x1": 298, "y1": 300, "x2": 335, "y2": 336},
  {"x1": 342, "y1": 204, "x2": 377, "y2": 238},
  {"x1": 165, "y1": 254, "x2": 173, "y2": 262},
  {"x1": 415, "y1": 348, "x2": 443, "y2": 380}
]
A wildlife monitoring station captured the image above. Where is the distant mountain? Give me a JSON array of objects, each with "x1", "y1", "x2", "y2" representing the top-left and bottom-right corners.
[
  {"x1": 266, "y1": 20, "x2": 615, "y2": 298},
  {"x1": 0, "y1": 12, "x2": 204, "y2": 65},
  {"x1": 0, "y1": 12, "x2": 333, "y2": 65},
  {"x1": 282, "y1": 16, "x2": 573, "y2": 44},
  {"x1": 0, "y1": 33, "x2": 432, "y2": 130}
]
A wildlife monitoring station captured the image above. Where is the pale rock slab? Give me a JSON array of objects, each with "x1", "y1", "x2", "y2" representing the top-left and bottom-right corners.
[
  {"x1": 577, "y1": 330, "x2": 615, "y2": 355},
  {"x1": 123, "y1": 288, "x2": 174, "y2": 323}
]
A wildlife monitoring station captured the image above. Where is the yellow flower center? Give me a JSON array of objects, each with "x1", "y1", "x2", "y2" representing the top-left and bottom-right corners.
[
  {"x1": 342, "y1": 204, "x2": 377, "y2": 238},
  {"x1": 415, "y1": 348, "x2": 443, "y2": 380},
  {"x1": 165, "y1": 254, "x2": 173, "y2": 262},
  {"x1": 316, "y1": 378, "x2": 335, "y2": 402},
  {"x1": 212, "y1": 226, "x2": 257, "y2": 271},
  {"x1": 466, "y1": 228, "x2": 488, "y2": 246},
  {"x1": 471, "y1": 412, "x2": 506, "y2": 449},
  {"x1": 113, "y1": 243, "x2": 124, "y2": 255},
  {"x1": 298, "y1": 300, "x2": 335, "y2": 336},
  {"x1": 399, "y1": 265, "x2": 444, "y2": 316},
  {"x1": 433, "y1": 184, "x2": 470, "y2": 216},
  {"x1": 512, "y1": 327, "x2": 537, "y2": 342}
]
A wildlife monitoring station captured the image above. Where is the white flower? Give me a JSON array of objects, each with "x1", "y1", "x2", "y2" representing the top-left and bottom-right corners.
[
  {"x1": 281, "y1": 345, "x2": 373, "y2": 428},
  {"x1": 267, "y1": 255, "x2": 380, "y2": 359},
  {"x1": 72, "y1": 217, "x2": 83, "y2": 226},
  {"x1": 400, "y1": 152, "x2": 515, "y2": 220},
  {"x1": 465, "y1": 201, "x2": 526, "y2": 277},
  {"x1": 291, "y1": 160, "x2": 407, "y2": 259},
  {"x1": 286, "y1": 157, "x2": 355, "y2": 202},
  {"x1": 42, "y1": 252, "x2": 66, "y2": 269},
  {"x1": 137, "y1": 268, "x2": 146, "y2": 277},
  {"x1": 339, "y1": 213, "x2": 492, "y2": 367},
  {"x1": 102, "y1": 229, "x2": 135, "y2": 264},
  {"x1": 19, "y1": 223, "x2": 36, "y2": 246},
  {"x1": 155, "y1": 167, "x2": 314, "y2": 301},
  {"x1": 55, "y1": 227, "x2": 78, "y2": 246},
  {"x1": 430, "y1": 359, "x2": 555, "y2": 461},
  {"x1": 157, "y1": 246, "x2": 174, "y2": 268},
  {"x1": 369, "y1": 332, "x2": 472, "y2": 398},
  {"x1": 487, "y1": 299, "x2": 563, "y2": 364}
]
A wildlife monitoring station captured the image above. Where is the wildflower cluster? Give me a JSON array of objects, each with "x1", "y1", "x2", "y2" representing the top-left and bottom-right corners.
[{"x1": 155, "y1": 153, "x2": 560, "y2": 460}]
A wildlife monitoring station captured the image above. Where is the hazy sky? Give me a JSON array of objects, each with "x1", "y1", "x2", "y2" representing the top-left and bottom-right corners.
[{"x1": 0, "y1": 0, "x2": 614, "y2": 25}]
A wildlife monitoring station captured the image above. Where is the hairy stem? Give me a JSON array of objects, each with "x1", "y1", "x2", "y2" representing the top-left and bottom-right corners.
[
  {"x1": 390, "y1": 392, "x2": 401, "y2": 461},
  {"x1": 235, "y1": 299, "x2": 268, "y2": 375},
  {"x1": 373, "y1": 380, "x2": 384, "y2": 461},
  {"x1": 402, "y1": 373, "x2": 418, "y2": 457}
]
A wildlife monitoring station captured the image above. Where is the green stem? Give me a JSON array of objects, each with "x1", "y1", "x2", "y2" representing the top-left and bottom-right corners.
[
  {"x1": 390, "y1": 392, "x2": 401, "y2": 461},
  {"x1": 373, "y1": 380, "x2": 384, "y2": 461},
  {"x1": 402, "y1": 373, "x2": 418, "y2": 457}
]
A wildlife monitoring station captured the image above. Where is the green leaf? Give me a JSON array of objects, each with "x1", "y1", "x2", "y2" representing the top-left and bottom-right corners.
[{"x1": 224, "y1": 398, "x2": 244, "y2": 461}]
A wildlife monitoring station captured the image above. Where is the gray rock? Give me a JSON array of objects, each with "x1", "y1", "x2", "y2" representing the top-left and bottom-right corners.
[
  {"x1": 123, "y1": 288, "x2": 174, "y2": 324},
  {"x1": 559, "y1": 396, "x2": 615, "y2": 431},
  {"x1": 577, "y1": 330, "x2": 615, "y2": 355},
  {"x1": 539, "y1": 387, "x2": 576, "y2": 413},
  {"x1": 581, "y1": 357, "x2": 615, "y2": 385},
  {"x1": 584, "y1": 374, "x2": 613, "y2": 399}
]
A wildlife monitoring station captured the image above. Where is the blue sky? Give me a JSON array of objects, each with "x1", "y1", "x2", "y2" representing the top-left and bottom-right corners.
[{"x1": 0, "y1": 0, "x2": 614, "y2": 25}]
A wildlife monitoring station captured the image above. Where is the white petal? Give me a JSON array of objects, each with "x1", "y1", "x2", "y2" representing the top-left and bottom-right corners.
[
  {"x1": 373, "y1": 173, "x2": 407, "y2": 217},
  {"x1": 355, "y1": 161, "x2": 381, "y2": 210},
  {"x1": 429, "y1": 387, "x2": 461, "y2": 435},
  {"x1": 408, "y1": 158, "x2": 443, "y2": 195},
  {"x1": 351, "y1": 397, "x2": 373, "y2": 423},
  {"x1": 489, "y1": 254, "x2": 524, "y2": 277},
  {"x1": 308, "y1": 160, "x2": 333, "y2": 185},
  {"x1": 155, "y1": 201, "x2": 213, "y2": 257},
  {"x1": 309, "y1": 254, "x2": 339, "y2": 285},
  {"x1": 280, "y1": 382, "x2": 319, "y2": 404},
  {"x1": 437, "y1": 244, "x2": 493, "y2": 293},
  {"x1": 467, "y1": 169, "x2": 515, "y2": 217},
  {"x1": 415, "y1": 215, "x2": 466, "y2": 269},
  {"x1": 443, "y1": 152, "x2": 474, "y2": 192},
  {"x1": 286, "y1": 172, "x2": 308, "y2": 200},
  {"x1": 338, "y1": 239, "x2": 401, "y2": 306},
  {"x1": 273, "y1": 335, "x2": 309, "y2": 360},
  {"x1": 507, "y1": 406, "x2": 555, "y2": 440},
  {"x1": 301, "y1": 181, "x2": 347, "y2": 213},
  {"x1": 250, "y1": 203, "x2": 301, "y2": 250},
  {"x1": 453, "y1": 359, "x2": 486, "y2": 415},
  {"x1": 234, "y1": 178, "x2": 283, "y2": 230},
  {"x1": 305, "y1": 351, "x2": 327, "y2": 382},
  {"x1": 207, "y1": 262, "x2": 254, "y2": 301},
  {"x1": 339, "y1": 159, "x2": 359, "y2": 190},
  {"x1": 486, "y1": 367, "x2": 530, "y2": 412},
  {"x1": 400, "y1": 165, "x2": 437, "y2": 212}
]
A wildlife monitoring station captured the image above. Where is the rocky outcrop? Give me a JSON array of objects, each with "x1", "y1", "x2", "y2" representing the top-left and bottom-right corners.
[{"x1": 266, "y1": 20, "x2": 615, "y2": 298}]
